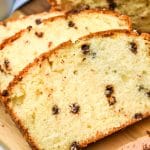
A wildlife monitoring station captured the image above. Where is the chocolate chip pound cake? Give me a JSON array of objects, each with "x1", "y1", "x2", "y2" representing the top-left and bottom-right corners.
[
  {"x1": 0, "y1": 9, "x2": 131, "y2": 93},
  {"x1": 3, "y1": 30, "x2": 150, "y2": 150},
  {"x1": 49, "y1": 0, "x2": 150, "y2": 32},
  {"x1": 0, "y1": 11, "x2": 64, "y2": 44}
]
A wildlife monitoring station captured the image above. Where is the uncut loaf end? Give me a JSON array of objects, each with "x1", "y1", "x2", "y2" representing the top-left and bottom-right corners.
[{"x1": 48, "y1": 0, "x2": 150, "y2": 33}]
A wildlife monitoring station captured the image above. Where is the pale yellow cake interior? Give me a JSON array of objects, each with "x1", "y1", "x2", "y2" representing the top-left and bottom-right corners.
[{"x1": 8, "y1": 32, "x2": 150, "y2": 150}]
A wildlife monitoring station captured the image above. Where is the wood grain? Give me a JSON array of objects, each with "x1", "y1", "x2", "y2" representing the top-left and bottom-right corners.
[
  {"x1": 19, "y1": 0, "x2": 51, "y2": 15},
  {"x1": 0, "y1": 0, "x2": 150, "y2": 150}
]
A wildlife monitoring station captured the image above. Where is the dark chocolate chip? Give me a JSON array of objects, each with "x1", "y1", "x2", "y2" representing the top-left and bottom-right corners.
[
  {"x1": 35, "y1": 32, "x2": 44, "y2": 38},
  {"x1": 47, "y1": 59, "x2": 53, "y2": 69},
  {"x1": 1, "y1": 90, "x2": 9, "y2": 97},
  {"x1": 68, "y1": 21, "x2": 75, "y2": 27},
  {"x1": 108, "y1": 96, "x2": 116, "y2": 106},
  {"x1": 0, "y1": 65, "x2": 5, "y2": 73},
  {"x1": 81, "y1": 44, "x2": 90, "y2": 54},
  {"x1": 82, "y1": 58, "x2": 86, "y2": 61},
  {"x1": 105, "y1": 85, "x2": 114, "y2": 97},
  {"x1": 35, "y1": 19, "x2": 42, "y2": 25},
  {"x1": 4, "y1": 59, "x2": 10, "y2": 70},
  {"x1": 130, "y1": 42, "x2": 137, "y2": 54},
  {"x1": 107, "y1": 0, "x2": 117, "y2": 10},
  {"x1": 70, "y1": 103, "x2": 80, "y2": 114},
  {"x1": 27, "y1": 26, "x2": 32, "y2": 31},
  {"x1": 146, "y1": 91, "x2": 150, "y2": 98},
  {"x1": 52, "y1": 105, "x2": 59, "y2": 115},
  {"x1": 138, "y1": 85, "x2": 144, "y2": 91},
  {"x1": 73, "y1": 70, "x2": 78, "y2": 75},
  {"x1": 134, "y1": 113, "x2": 143, "y2": 119},
  {"x1": 70, "y1": 141, "x2": 81, "y2": 150}
]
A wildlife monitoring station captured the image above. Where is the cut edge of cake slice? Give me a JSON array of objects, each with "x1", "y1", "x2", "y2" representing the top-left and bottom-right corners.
[{"x1": 2, "y1": 30, "x2": 150, "y2": 150}]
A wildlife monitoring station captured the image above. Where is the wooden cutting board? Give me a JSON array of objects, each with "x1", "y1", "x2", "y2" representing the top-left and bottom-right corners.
[{"x1": 0, "y1": 0, "x2": 149, "y2": 150}]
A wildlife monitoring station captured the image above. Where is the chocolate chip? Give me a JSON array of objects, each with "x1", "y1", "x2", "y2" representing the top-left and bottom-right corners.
[
  {"x1": 138, "y1": 85, "x2": 144, "y2": 91},
  {"x1": 27, "y1": 26, "x2": 32, "y2": 31},
  {"x1": 82, "y1": 58, "x2": 86, "y2": 61},
  {"x1": 81, "y1": 44, "x2": 90, "y2": 54},
  {"x1": 35, "y1": 32, "x2": 44, "y2": 38},
  {"x1": 108, "y1": 96, "x2": 116, "y2": 106},
  {"x1": 107, "y1": 0, "x2": 117, "y2": 10},
  {"x1": 1, "y1": 90, "x2": 9, "y2": 97},
  {"x1": 35, "y1": 19, "x2": 42, "y2": 25},
  {"x1": 0, "y1": 65, "x2": 5, "y2": 73},
  {"x1": 70, "y1": 141, "x2": 81, "y2": 150},
  {"x1": 70, "y1": 103, "x2": 80, "y2": 114},
  {"x1": 130, "y1": 42, "x2": 137, "y2": 54},
  {"x1": 134, "y1": 113, "x2": 143, "y2": 119},
  {"x1": 146, "y1": 91, "x2": 150, "y2": 98},
  {"x1": 52, "y1": 105, "x2": 59, "y2": 115},
  {"x1": 47, "y1": 59, "x2": 53, "y2": 69},
  {"x1": 68, "y1": 21, "x2": 75, "y2": 27},
  {"x1": 73, "y1": 70, "x2": 78, "y2": 75},
  {"x1": 105, "y1": 85, "x2": 114, "y2": 97},
  {"x1": 4, "y1": 59, "x2": 10, "y2": 71}
]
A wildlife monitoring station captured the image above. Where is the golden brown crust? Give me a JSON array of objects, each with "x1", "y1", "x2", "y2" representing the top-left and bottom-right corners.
[
  {"x1": 0, "y1": 11, "x2": 62, "y2": 27},
  {"x1": 44, "y1": 9, "x2": 132, "y2": 30},
  {"x1": 4, "y1": 98, "x2": 150, "y2": 149},
  {"x1": 0, "y1": 29, "x2": 26, "y2": 50},
  {"x1": 3, "y1": 30, "x2": 150, "y2": 150},
  {"x1": 80, "y1": 113, "x2": 150, "y2": 147},
  {"x1": 4, "y1": 102, "x2": 40, "y2": 150},
  {"x1": 0, "y1": 12, "x2": 53, "y2": 26}
]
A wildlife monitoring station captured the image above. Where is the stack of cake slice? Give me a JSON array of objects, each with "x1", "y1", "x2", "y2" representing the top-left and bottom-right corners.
[{"x1": 0, "y1": 2, "x2": 149, "y2": 150}]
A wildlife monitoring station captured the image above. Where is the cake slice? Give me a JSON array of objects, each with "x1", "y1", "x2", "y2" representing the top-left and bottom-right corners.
[
  {"x1": 0, "y1": 9, "x2": 131, "y2": 92},
  {"x1": 48, "y1": 0, "x2": 150, "y2": 33},
  {"x1": 0, "y1": 11, "x2": 64, "y2": 44},
  {"x1": 3, "y1": 30, "x2": 150, "y2": 150}
]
